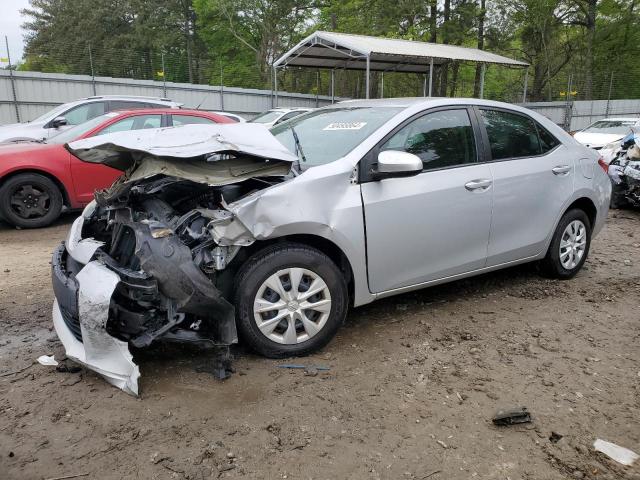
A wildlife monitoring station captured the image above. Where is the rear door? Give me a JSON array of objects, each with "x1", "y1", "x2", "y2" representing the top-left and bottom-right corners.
[
  {"x1": 476, "y1": 107, "x2": 573, "y2": 266},
  {"x1": 360, "y1": 107, "x2": 494, "y2": 293},
  {"x1": 69, "y1": 113, "x2": 165, "y2": 203}
]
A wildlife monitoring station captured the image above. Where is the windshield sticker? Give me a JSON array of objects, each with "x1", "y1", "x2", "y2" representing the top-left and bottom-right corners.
[{"x1": 323, "y1": 122, "x2": 367, "y2": 131}]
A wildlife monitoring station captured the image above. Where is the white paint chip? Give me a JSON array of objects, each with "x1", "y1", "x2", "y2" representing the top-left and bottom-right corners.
[{"x1": 593, "y1": 439, "x2": 639, "y2": 466}]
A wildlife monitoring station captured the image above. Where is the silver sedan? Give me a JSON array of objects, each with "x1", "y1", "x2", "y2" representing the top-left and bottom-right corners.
[{"x1": 52, "y1": 98, "x2": 611, "y2": 394}]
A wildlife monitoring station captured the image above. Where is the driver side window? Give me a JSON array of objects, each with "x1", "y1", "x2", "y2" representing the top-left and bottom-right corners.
[{"x1": 381, "y1": 109, "x2": 477, "y2": 171}]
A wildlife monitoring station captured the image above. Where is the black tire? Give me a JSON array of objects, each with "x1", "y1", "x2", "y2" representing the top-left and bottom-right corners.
[
  {"x1": 0, "y1": 173, "x2": 63, "y2": 228},
  {"x1": 234, "y1": 242, "x2": 348, "y2": 358},
  {"x1": 541, "y1": 209, "x2": 591, "y2": 279}
]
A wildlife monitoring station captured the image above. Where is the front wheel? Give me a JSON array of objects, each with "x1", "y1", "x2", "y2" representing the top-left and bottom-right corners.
[
  {"x1": 0, "y1": 173, "x2": 63, "y2": 228},
  {"x1": 234, "y1": 243, "x2": 348, "y2": 358},
  {"x1": 540, "y1": 209, "x2": 591, "y2": 279}
]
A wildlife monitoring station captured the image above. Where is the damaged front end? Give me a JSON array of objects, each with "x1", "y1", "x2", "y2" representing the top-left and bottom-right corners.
[
  {"x1": 608, "y1": 127, "x2": 640, "y2": 208},
  {"x1": 51, "y1": 124, "x2": 296, "y2": 395}
]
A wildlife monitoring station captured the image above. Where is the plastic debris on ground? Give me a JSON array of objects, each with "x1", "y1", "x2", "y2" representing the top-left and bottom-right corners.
[
  {"x1": 492, "y1": 406, "x2": 532, "y2": 426},
  {"x1": 37, "y1": 355, "x2": 58, "y2": 366},
  {"x1": 593, "y1": 439, "x2": 639, "y2": 466}
]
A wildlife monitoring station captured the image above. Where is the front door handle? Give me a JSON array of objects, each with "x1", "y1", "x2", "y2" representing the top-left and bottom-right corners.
[
  {"x1": 465, "y1": 179, "x2": 492, "y2": 191},
  {"x1": 552, "y1": 165, "x2": 571, "y2": 175}
]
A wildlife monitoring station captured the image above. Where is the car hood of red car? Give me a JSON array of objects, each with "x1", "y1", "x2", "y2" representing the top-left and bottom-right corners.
[{"x1": 0, "y1": 141, "x2": 61, "y2": 157}]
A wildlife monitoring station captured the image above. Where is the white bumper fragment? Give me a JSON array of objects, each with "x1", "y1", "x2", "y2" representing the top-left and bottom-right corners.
[{"x1": 53, "y1": 260, "x2": 140, "y2": 395}]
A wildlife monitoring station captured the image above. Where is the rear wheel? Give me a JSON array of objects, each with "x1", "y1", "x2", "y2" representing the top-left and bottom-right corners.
[
  {"x1": 234, "y1": 243, "x2": 348, "y2": 358},
  {"x1": 541, "y1": 209, "x2": 591, "y2": 279},
  {"x1": 0, "y1": 173, "x2": 63, "y2": 228}
]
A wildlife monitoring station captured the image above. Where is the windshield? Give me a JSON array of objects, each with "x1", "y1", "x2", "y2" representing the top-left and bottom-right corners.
[
  {"x1": 252, "y1": 111, "x2": 282, "y2": 123},
  {"x1": 46, "y1": 112, "x2": 119, "y2": 144},
  {"x1": 583, "y1": 120, "x2": 636, "y2": 135},
  {"x1": 29, "y1": 102, "x2": 74, "y2": 123},
  {"x1": 271, "y1": 106, "x2": 404, "y2": 168}
]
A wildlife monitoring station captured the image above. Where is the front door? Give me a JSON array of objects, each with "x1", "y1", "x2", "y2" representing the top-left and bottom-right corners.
[{"x1": 361, "y1": 107, "x2": 493, "y2": 293}]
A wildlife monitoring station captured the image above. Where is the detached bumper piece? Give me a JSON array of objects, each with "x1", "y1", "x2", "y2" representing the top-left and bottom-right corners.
[{"x1": 51, "y1": 206, "x2": 239, "y2": 395}]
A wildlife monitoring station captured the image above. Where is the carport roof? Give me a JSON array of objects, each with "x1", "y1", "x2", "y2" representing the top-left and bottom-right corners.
[{"x1": 274, "y1": 31, "x2": 529, "y2": 73}]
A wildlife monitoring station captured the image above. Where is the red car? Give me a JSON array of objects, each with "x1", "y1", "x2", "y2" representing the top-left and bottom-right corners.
[{"x1": 0, "y1": 109, "x2": 234, "y2": 228}]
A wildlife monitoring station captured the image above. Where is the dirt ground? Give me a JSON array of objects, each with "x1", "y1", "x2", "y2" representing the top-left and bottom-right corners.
[{"x1": 1, "y1": 210, "x2": 639, "y2": 480}]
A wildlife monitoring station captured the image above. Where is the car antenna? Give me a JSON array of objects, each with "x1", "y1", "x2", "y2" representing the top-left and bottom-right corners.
[{"x1": 194, "y1": 95, "x2": 208, "y2": 110}]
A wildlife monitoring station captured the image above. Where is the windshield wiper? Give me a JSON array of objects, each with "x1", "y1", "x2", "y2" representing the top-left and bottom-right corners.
[{"x1": 290, "y1": 126, "x2": 307, "y2": 164}]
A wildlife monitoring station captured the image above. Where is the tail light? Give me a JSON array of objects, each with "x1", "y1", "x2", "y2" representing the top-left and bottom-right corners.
[{"x1": 597, "y1": 157, "x2": 608, "y2": 174}]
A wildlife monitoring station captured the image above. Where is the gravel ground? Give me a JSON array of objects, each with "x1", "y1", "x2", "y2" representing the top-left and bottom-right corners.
[{"x1": 1, "y1": 211, "x2": 639, "y2": 480}]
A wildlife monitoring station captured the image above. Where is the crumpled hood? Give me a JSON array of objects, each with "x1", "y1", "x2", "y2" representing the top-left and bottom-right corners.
[{"x1": 65, "y1": 123, "x2": 297, "y2": 171}]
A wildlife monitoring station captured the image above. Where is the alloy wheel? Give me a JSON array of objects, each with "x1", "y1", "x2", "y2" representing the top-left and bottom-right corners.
[
  {"x1": 253, "y1": 267, "x2": 332, "y2": 344},
  {"x1": 559, "y1": 219, "x2": 586, "y2": 270}
]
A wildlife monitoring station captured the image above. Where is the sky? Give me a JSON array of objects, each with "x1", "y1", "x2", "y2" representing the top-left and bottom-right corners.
[{"x1": 0, "y1": 0, "x2": 31, "y2": 63}]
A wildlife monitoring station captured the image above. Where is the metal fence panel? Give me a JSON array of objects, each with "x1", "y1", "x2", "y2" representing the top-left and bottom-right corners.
[{"x1": 0, "y1": 70, "x2": 339, "y2": 124}]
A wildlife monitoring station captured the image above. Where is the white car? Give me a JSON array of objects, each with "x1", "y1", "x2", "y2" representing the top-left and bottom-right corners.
[
  {"x1": 0, "y1": 95, "x2": 182, "y2": 143},
  {"x1": 250, "y1": 108, "x2": 313, "y2": 127},
  {"x1": 573, "y1": 117, "x2": 640, "y2": 150}
]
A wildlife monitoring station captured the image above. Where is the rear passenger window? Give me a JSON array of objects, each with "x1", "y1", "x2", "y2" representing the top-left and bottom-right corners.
[
  {"x1": 537, "y1": 124, "x2": 560, "y2": 153},
  {"x1": 381, "y1": 109, "x2": 477, "y2": 171},
  {"x1": 481, "y1": 109, "x2": 541, "y2": 159},
  {"x1": 109, "y1": 101, "x2": 149, "y2": 111}
]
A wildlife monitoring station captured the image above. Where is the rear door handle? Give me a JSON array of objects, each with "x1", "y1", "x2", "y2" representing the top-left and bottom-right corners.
[
  {"x1": 552, "y1": 165, "x2": 571, "y2": 175},
  {"x1": 464, "y1": 179, "x2": 492, "y2": 191}
]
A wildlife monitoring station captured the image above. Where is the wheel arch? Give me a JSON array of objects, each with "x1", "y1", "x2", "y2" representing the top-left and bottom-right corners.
[
  {"x1": 565, "y1": 196, "x2": 597, "y2": 229},
  {"x1": 0, "y1": 168, "x2": 71, "y2": 207},
  {"x1": 242, "y1": 234, "x2": 356, "y2": 306}
]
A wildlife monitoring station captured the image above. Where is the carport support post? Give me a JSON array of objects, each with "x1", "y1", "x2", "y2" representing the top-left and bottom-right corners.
[
  {"x1": 380, "y1": 72, "x2": 384, "y2": 99},
  {"x1": 365, "y1": 55, "x2": 370, "y2": 99},
  {"x1": 522, "y1": 66, "x2": 529, "y2": 103},
  {"x1": 428, "y1": 58, "x2": 434, "y2": 97},
  {"x1": 5, "y1": 36, "x2": 20, "y2": 123},
  {"x1": 330, "y1": 69, "x2": 335, "y2": 104},
  {"x1": 274, "y1": 66, "x2": 278, "y2": 107},
  {"x1": 479, "y1": 63, "x2": 486, "y2": 99}
]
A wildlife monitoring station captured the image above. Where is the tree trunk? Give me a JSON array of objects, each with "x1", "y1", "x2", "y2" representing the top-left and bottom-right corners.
[
  {"x1": 429, "y1": 0, "x2": 437, "y2": 43},
  {"x1": 584, "y1": 0, "x2": 597, "y2": 100},
  {"x1": 473, "y1": 0, "x2": 486, "y2": 97},
  {"x1": 440, "y1": 0, "x2": 451, "y2": 96}
]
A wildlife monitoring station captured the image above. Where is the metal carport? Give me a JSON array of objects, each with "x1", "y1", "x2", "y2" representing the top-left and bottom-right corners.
[{"x1": 273, "y1": 31, "x2": 529, "y2": 103}]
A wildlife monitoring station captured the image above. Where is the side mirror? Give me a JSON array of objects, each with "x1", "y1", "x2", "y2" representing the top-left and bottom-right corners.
[
  {"x1": 51, "y1": 116, "x2": 68, "y2": 128},
  {"x1": 376, "y1": 150, "x2": 423, "y2": 177}
]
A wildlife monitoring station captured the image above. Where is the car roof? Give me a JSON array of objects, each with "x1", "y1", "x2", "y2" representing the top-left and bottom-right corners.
[
  {"x1": 107, "y1": 108, "x2": 223, "y2": 116},
  {"x1": 83, "y1": 95, "x2": 177, "y2": 103}
]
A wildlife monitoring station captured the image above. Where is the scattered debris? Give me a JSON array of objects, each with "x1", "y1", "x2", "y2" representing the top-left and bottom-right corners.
[
  {"x1": 436, "y1": 440, "x2": 448, "y2": 449},
  {"x1": 55, "y1": 363, "x2": 82, "y2": 374},
  {"x1": 43, "y1": 474, "x2": 89, "y2": 480},
  {"x1": 593, "y1": 439, "x2": 639, "y2": 466},
  {"x1": 37, "y1": 355, "x2": 58, "y2": 366},
  {"x1": 421, "y1": 470, "x2": 441, "y2": 479},
  {"x1": 549, "y1": 431, "x2": 563, "y2": 443},
  {"x1": 276, "y1": 364, "x2": 330, "y2": 371},
  {"x1": 492, "y1": 406, "x2": 532, "y2": 426}
]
